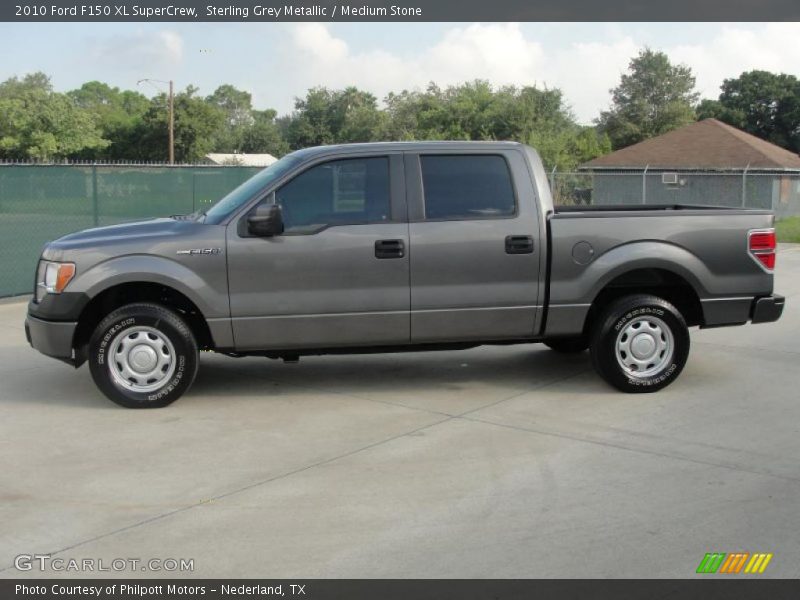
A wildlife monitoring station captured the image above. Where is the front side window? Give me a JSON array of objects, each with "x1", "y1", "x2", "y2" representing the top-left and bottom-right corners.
[
  {"x1": 421, "y1": 155, "x2": 516, "y2": 220},
  {"x1": 275, "y1": 157, "x2": 390, "y2": 232}
]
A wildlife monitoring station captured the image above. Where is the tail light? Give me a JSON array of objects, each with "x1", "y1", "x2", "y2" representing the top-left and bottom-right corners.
[{"x1": 748, "y1": 229, "x2": 776, "y2": 271}]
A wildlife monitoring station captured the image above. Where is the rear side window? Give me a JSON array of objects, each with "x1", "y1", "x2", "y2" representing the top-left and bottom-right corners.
[{"x1": 420, "y1": 155, "x2": 516, "y2": 220}]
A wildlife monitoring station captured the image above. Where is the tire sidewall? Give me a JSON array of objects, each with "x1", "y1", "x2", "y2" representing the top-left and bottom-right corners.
[
  {"x1": 89, "y1": 306, "x2": 197, "y2": 408},
  {"x1": 592, "y1": 297, "x2": 689, "y2": 393}
]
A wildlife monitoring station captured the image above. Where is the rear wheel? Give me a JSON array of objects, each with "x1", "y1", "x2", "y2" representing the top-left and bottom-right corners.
[
  {"x1": 88, "y1": 303, "x2": 199, "y2": 408},
  {"x1": 544, "y1": 336, "x2": 589, "y2": 353},
  {"x1": 590, "y1": 294, "x2": 689, "y2": 393}
]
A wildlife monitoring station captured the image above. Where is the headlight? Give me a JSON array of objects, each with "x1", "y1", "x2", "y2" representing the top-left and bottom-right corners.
[{"x1": 35, "y1": 261, "x2": 76, "y2": 302}]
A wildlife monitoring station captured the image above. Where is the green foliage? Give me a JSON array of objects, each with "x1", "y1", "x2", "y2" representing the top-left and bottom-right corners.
[
  {"x1": 134, "y1": 85, "x2": 226, "y2": 162},
  {"x1": 285, "y1": 86, "x2": 387, "y2": 148},
  {"x1": 598, "y1": 49, "x2": 699, "y2": 149},
  {"x1": 776, "y1": 217, "x2": 800, "y2": 243},
  {"x1": 698, "y1": 70, "x2": 800, "y2": 153},
  {"x1": 68, "y1": 81, "x2": 149, "y2": 159},
  {"x1": 240, "y1": 109, "x2": 290, "y2": 157},
  {"x1": 378, "y1": 81, "x2": 608, "y2": 170},
  {"x1": 0, "y1": 73, "x2": 109, "y2": 160}
]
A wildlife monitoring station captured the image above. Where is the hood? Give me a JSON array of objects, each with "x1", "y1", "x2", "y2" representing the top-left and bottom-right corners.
[
  {"x1": 40, "y1": 217, "x2": 212, "y2": 263},
  {"x1": 50, "y1": 218, "x2": 199, "y2": 249}
]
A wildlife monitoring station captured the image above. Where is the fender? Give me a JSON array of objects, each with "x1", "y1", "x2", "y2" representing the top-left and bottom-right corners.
[
  {"x1": 581, "y1": 241, "x2": 711, "y2": 304},
  {"x1": 545, "y1": 241, "x2": 711, "y2": 337},
  {"x1": 70, "y1": 254, "x2": 230, "y2": 320}
]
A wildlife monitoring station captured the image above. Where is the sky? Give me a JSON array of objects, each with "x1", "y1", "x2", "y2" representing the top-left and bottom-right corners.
[{"x1": 1, "y1": 22, "x2": 799, "y2": 124}]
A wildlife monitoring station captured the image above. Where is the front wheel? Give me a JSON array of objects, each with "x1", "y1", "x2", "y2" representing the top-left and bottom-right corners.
[
  {"x1": 590, "y1": 294, "x2": 689, "y2": 393},
  {"x1": 88, "y1": 303, "x2": 199, "y2": 408}
]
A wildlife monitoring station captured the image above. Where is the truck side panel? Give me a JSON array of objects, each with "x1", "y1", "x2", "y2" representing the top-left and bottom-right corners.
[{"x1": 545, "y1": 211, "x2": 775, "y2": 336}]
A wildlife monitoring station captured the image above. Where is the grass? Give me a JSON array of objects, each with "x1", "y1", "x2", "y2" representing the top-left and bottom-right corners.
[{"x1": 776, "y1": 217, "x2": 800, "y2": 243}]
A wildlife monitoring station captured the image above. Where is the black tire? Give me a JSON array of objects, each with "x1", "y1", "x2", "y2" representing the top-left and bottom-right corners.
[
  {"x1": 590, "y1": 294, "x2": 689, "y2": 393},
  {"x1": 88, "y1": 303, "x2": 199, "y2": 408},
  {"x1": 544, "y1": 336, "x2": 589, "y2": 353}
]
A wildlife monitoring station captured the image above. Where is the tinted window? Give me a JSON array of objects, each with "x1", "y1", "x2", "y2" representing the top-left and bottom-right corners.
[
  {"x1": 203, "y1": 154, "x2": 303, "y2": 224},
  {"x1": 421, "y1": 155, "x2": 515, "y2": 220},
  {"x1": 276, "y1": 157, "x2": 390, "y2": 232}
]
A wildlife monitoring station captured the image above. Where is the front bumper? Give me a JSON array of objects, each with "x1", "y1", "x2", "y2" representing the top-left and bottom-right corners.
[
  {"x1": 751, "y1": 294, "x2": 785, "y2": 324},
  {"x1": 25, "y1": 315, "x2": 77, "y2": 365}
]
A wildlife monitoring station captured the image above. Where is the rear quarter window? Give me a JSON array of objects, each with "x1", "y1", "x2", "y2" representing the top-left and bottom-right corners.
[{"x1": 420, "y1": 154, "x2": 516, "y2": 220}]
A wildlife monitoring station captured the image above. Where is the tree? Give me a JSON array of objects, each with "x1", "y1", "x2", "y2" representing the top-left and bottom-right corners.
[
  {"x1": 285, "y1": 86, "x2": 385, "y2": 149},
  {"x1": 379, "y1": 81, "x2": 607, "y2": 170},
  {"x1": 68, "y1": 81, "x2": 149, "y2": 159},
  {"x1": 240, "y1": 109, "x2": 289, "y2": 157},
  {"x1": 0, "y1": 73, "x2": 108, "y2": 160},
  {"x1": 597, "y1": 49, "x2": 699, "y2": 149},
  {"x1": 134, "y1": 85, "x2": 225, "y2": 162},
  {"x1": 205, "y1": 84, "x2": 255, "y2": 153},
  {"x1": 697, "y1": 70, "x2": 800, "y2": 152}
]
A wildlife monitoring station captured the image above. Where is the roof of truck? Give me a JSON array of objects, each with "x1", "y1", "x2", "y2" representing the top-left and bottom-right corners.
[{"x1": 289, "y1": 140, "x2": 527, "y2": 158}]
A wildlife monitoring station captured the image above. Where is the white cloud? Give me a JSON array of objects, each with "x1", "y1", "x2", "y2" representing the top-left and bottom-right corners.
[
  {"x1": 89, "y1": 29, "x2": 184, "y2": 73},
  {"x1": 280, "y1": 23, "x2": 545, "y2": 110},
  {"x1": 669, "y1": 23, "x2": 800, "y2": 100},
  {"x1": 269, "y1": 22, "x2": 800, "y2": 125}
]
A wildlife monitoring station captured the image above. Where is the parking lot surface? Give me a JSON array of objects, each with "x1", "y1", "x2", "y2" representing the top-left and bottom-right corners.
[{"x1": 1, "y1": 245, "x2": 799, "y2": 578}]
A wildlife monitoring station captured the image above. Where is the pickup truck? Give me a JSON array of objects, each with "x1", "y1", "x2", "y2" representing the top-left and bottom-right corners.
[{"x1": 25, "y1": 141, "x2": 784, "y2": 408}]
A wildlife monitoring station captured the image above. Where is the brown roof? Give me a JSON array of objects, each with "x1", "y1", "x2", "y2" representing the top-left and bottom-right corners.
[{"x1": 581, "y1": 118, "x2": 800, "y2": 171}]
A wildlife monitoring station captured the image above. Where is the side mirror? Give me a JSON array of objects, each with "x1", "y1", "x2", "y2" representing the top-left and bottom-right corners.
[{"x1": 247, "y1": 203, "x2": 284, "y2": 237}]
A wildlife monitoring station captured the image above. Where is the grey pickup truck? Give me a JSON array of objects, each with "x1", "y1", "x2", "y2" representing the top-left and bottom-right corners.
[{"x1": 26, "y1": 142, "x2": 784, "y2": 408}]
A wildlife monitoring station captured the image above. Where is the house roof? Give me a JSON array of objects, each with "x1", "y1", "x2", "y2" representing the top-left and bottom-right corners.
[
  {"x1": 581, "y1": 119, "x2": 800, "y2": 171},
  {"x1": 204, "y1": 153, "x2": 278, "y2": 167}
]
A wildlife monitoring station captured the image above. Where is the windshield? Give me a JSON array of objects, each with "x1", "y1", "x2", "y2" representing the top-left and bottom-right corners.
[{"x1": 203, "y1": 154, "x2": 304, "y2": 224}]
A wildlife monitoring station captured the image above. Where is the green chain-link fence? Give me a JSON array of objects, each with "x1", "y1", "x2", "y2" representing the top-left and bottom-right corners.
[{"x1": 0, "y1": 164, "x2": 261, "y2": 297}]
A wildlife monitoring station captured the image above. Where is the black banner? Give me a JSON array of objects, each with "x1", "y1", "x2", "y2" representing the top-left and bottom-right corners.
[
  {"x1": 4, "y1": 580, "x2": 800, "y2": 600},
  {"x1": 2, "y1": 0, "x2": 800, "y2": 22}
]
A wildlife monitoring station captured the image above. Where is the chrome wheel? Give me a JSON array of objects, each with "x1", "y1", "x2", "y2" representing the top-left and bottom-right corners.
[
  {"x1": 108, "y1": 325, "x2": 176, "y2": 393},
  {"x1": 615, "y1": 315, "x2": 674, "y2": 379}
]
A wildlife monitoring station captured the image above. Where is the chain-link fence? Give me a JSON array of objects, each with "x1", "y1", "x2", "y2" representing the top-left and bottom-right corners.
[
  {"x1": 0, "y1": 164, "x2": 261, "y2": 298},
  {"x1": 552, "y1": 170, "x2": 800, "y2": 218}
]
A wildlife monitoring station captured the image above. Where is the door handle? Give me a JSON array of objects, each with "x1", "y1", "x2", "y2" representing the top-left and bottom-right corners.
[
  {"x1": 375, "y1": 239, "x2": 405, "y2": 259},
  {"x1": 505, "y1": 235, "x2": 534, "y2": 254}
]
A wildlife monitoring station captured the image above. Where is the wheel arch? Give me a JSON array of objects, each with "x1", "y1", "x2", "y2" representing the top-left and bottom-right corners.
[
  {"x1": 583, "y1": 266, "x2": 704, "y2": 335},
  {"x1": 72, "y1": 281, "x2": 215, "y2": 367}
]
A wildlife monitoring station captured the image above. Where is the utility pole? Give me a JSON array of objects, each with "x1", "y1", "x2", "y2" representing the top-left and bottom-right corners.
[{"x1": 138, "y1": 78, "x2": 175, "y2": 164}]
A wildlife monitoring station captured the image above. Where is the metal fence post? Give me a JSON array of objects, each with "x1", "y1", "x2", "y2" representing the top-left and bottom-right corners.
[
  {"x1": 742, "y1": 163, "x2": 750, "y2": 208},
  {"x1": 92, "y1": 163, "x2": 99, "y2": 227},
  {"x1": 642, "y1": 165, "x2": 649, "y2": 204},
  {"x1": 550, "y1": 165, "x2": 556, "y2": 196}
]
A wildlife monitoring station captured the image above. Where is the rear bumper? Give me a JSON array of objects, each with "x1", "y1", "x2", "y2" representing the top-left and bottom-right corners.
[
  {"x1": 751, "y1": 294, "x2": 785, "y2": 324},
  {"x1": 25, "y1": 314, "x2": 77, "y2": 365},
  {"x1": 700, "y1": 294, "x2": 784, "y2": 328}
]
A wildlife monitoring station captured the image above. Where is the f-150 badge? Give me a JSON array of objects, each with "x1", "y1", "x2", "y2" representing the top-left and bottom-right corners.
[{"x1": 176, "y1": 248, "x2": 222, "y2": 255}]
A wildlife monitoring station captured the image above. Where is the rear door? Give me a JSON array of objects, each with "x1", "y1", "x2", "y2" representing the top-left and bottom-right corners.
[
  {"x1": 406, "y1": 150, "x2": 542, "y2": 342},
  {"x1": 226, "y1": 153, "x2": 410, "y2": 350}
]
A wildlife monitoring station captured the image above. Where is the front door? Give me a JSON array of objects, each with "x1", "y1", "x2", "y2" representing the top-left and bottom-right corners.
[{"x1": 226, "y1": 154, "x2": 410, "y2": 350}]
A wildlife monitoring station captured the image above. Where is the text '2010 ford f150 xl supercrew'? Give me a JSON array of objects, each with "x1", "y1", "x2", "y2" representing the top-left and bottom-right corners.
[{"x1": 26, "y1": 142, "x2": 784, "y2": 407}]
